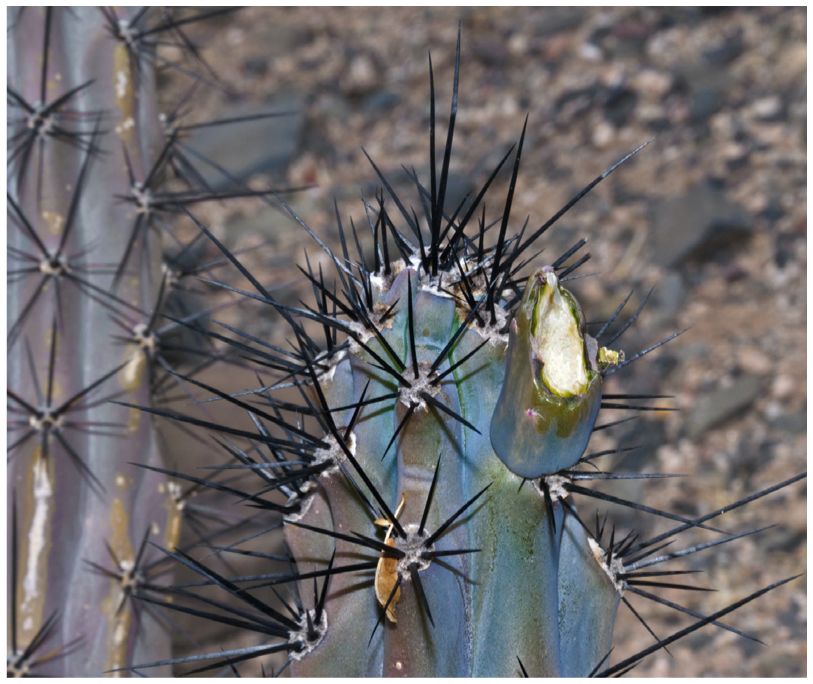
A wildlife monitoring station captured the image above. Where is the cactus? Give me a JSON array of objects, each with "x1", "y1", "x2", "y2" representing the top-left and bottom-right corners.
[
  {"x1": 6, "y1": 6, "x2": 275, "y2": 676},
  {"x1": 8, "y1": 9, "x2": 805, "y2": 678},
  {"x1": 111, "y1": 29, "x2": 804, "y2": 677}
]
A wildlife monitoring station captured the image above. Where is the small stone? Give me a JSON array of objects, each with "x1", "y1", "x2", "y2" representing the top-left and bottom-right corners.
[
  {"x1": 603, "y1": 86, "x2": 638, "y2": 128},
  {"x1": 769, "y1": 412, "x2": 806, "y2": 435},
  {"x1": 592, "y1": 120, "x2": 615, "y2": 148},
  {"x1": 760, "y1": 201, "x2": 785, "y2": 222},
  {"x1": 687, "y1": 374, "x2": 762, "y2": 438},
  {"x1": 736, "y1": 347, "x2": 772, "y2": 375},
  {"x1": 507, "y1": 32, "x2": 528, "y2": 56},
  {"x1": 691, "y1": 87, "x2": 724, "y2": 122},
  {"x1": 553, "y1": 85, "x2": 598, "y2": 121},
  {"x1": 541, "y1": 34, "x2": 572, "y2": 61},
  {"x1": 771, "y1": 374, "x2": 795, "y2": 400},
  {"x1": 341, "y1": 53, "x2": 381, "y2": 96},
  {"x1": 751, "y1": 95, "x2": 783, "y2": 122},
  {"x1": 579, "y1": 42, "x2": 602, "y2": 62},
  {"x1": 363, "y1": 90, "x2": 401, "y2": 112},
  {"x1": 702, "y1": 32, "x2": 744, "y2": 65},
  {"x1": 633, "y1": 69, "x2": 672, "y2": 99},
  {"x1": 650, "y1": 180, "x2": 755, "y2": 267}
]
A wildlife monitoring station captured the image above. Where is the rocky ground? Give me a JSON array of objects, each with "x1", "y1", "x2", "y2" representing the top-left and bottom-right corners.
[{"x1": 156, "y1": 7, "x2": 806, "y2": 677}]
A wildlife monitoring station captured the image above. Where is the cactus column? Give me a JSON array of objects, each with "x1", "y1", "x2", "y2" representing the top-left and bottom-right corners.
[{"x1": 7, "y1": 7, "x2": 175, "y2": 676}]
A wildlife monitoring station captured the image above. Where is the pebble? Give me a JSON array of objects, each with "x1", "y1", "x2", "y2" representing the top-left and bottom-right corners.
[
  {"x1": 632, "y1": 69, "x2": 672, "y2": 99},
  {"x1": 579, "y1": 42, "x2": 603, "y2": 62},
  {"x1": 687, "y1": 374, "x2": 762, "y2": 438},
  {"x1": 341, "y1": 54, "x2": 381, "y2": 96},
  {"x1": 603, "y1": 86, "x2": 638, "y2": 128},
  {"x1": 736, "y1": 347, "x2": 773, "y2": 375},
  {"x1": 751, "y1": 95, "x2": 782, "y2": 121},
  {"x1": 770, "y1": 374, "x2": 795, "y2": 400},
  {"x1": 591, "y1": 120, "x2": 615, "y2": 148},
  {"x1": 702, "y1": 31, "x2": 744, "y2": 65},
  {"x1": 650, "y1": 180, "x2": 755, "y2": 267},
  {"x1": 769, "y1": 412, "x2": 806, "y2": 435},
  {"x1": 507, "y1": 32, "x2": 528, "y2": 56}
]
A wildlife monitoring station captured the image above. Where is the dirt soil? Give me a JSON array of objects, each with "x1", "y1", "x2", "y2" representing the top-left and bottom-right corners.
[{"x1": 157, "y1": 7, "x2": 806, "y2": 677}]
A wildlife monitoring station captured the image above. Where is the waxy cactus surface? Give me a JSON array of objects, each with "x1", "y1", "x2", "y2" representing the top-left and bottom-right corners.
[
  {"x1": 7, "y1": 8, "x2": 172, "y2": 676},
  {"x1": 285, "y1": 262, "x2": 621, "y2": 676},
  {"x1": 7, "y1": 7, "x2": 273, "y2": 676}
]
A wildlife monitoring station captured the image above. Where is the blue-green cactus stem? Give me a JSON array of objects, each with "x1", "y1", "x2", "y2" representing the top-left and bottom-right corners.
[
  {"x1": 288, "y1": 267, "x2": 586, "y2": 676},
  {"x1": 557, "y1": 503, "x2": 621, "y2": 676}
]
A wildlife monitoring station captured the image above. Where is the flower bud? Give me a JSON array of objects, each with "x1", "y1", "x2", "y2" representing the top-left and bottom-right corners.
[{"x1": 490, "y1": 268, "x2": 602, "y2": 478}]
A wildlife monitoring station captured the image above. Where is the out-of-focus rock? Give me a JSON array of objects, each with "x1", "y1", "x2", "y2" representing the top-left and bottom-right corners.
[
  {"x1": 687, "y1": 374, "x2": 762, "y2": 437},
  {"x1": 185, "y1": 98, "x2": 305, "y2": 189},
  {"x1": 651, "y1": 180, "x2": 755, "y2": 267}
]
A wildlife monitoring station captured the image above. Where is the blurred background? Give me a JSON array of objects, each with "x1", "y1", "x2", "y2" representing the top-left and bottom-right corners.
[{"x1": 156, "y1": 7, "x2": 806, "y2": 676}]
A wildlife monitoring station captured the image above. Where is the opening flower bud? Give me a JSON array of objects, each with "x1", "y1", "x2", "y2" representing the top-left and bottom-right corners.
[{"x1": 490, "y1": 268, "x2": 603, "y2": 478}]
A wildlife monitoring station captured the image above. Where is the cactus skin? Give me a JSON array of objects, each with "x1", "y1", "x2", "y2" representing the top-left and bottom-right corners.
[
  {"x1": 7, "y1": 8, "x2": 173, "y2": 676},
  {"x1": 284, "y1": 264, "x2": 620, "y2": 677},
  {"x1": 283, "y1": 266, "x2": 572, "y2": 676}
]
